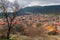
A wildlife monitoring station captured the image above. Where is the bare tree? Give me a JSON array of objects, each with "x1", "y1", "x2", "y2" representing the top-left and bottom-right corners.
[{"x1": 0, "y1": 0, "x2": 19, "y2": 39}]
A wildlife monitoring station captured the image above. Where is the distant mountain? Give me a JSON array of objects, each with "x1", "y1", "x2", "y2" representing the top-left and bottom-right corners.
[
  {"x1": 0, "y1": 5, "x2": 60, "y2": 17},
  {"x1": 18, "y1": 5, "x2": 60, "y2": 15}
]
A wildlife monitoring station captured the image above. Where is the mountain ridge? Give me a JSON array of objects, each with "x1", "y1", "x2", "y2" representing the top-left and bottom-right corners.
[
  {"x1": 0, "y1": 5, "x2": 60, "y2": 17},
  {"x1": 18, "y1": 5, "x2": 60, "y2": 15}
]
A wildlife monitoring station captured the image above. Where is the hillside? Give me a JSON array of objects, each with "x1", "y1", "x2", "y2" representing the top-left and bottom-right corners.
[
  {"x1": 18, "y1": 5, "x2": 60, "y2": 15},
  {"x1": 0, "y1": 5, "x2": 60, "y2": 17}
]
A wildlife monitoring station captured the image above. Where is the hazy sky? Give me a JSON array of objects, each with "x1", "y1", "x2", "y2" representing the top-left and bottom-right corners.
[{"x1": 8, "y1": 0, "x2": 60, "y2": 8}]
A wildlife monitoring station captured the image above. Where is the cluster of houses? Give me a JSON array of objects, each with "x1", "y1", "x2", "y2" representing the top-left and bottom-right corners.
[{"x1": 0, "y1": 14, "x2": 60, "y2": 34}]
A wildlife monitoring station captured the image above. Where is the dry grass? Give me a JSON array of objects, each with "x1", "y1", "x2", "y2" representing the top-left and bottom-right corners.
[{"x1": 10, "y1": 34, "x2": 60, "y2": 40}]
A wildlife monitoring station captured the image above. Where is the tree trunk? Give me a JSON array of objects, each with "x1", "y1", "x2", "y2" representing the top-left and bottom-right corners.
[{"x1": 7, "y1": 25, "x2": 11, "y2": 39}]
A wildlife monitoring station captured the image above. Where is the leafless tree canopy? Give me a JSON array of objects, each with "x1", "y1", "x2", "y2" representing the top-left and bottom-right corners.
[{"x1": 0, "y1": 0, "x2": 19, "y2": 39}]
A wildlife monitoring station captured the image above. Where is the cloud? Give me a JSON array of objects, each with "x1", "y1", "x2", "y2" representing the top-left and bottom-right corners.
[
  {"x1": 17, "y1": 0, "x2": 60, "y2": 8},
  {"x1": 7, "y1": 0, "x2": 15, "y2": 3}
]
